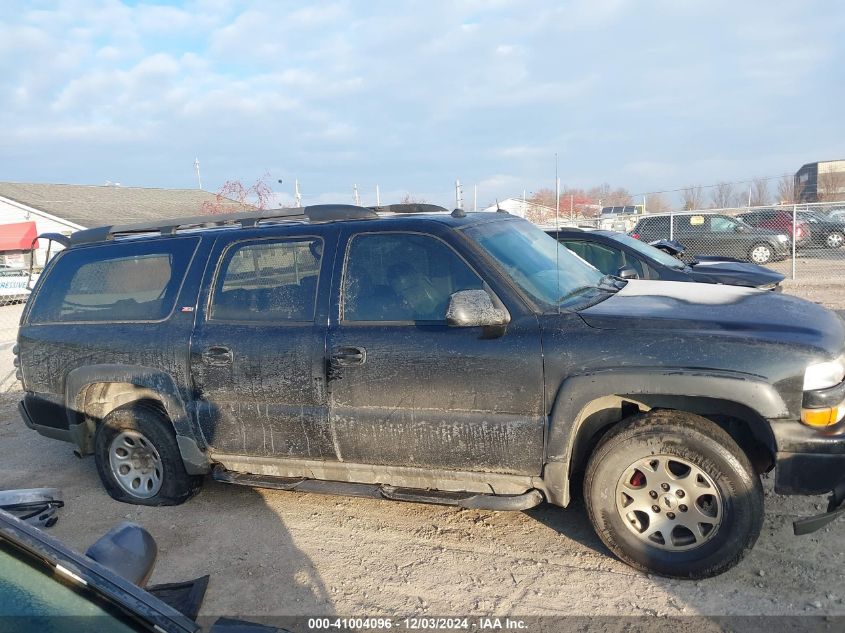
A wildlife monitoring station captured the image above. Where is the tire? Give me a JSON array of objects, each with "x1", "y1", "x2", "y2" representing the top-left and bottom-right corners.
[
  {"x1": 825, "y1": 231, "x2": 844, "y2": 249},
  {"x1": 584, "y1": 410, "x2": 763, "y2": 579},
  {"x1": 748, "y1": 243, "x2": 773, "y2": 264},
  {"x1": 94, "y1": 401, "x2": 202, "y2": 506}
]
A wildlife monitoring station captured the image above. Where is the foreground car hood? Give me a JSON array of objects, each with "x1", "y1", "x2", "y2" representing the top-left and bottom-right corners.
[
  {"x1": 688, "y1": 258, "x2": 785, "y2": 288},
  {"x1": 579, "y1": 280, "x2": 843, "y2": 351}
]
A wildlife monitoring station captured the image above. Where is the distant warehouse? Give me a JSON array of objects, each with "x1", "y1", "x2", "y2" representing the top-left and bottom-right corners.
[{"x1": 795, "y1": 159, "x2": 845, "y2": 203}]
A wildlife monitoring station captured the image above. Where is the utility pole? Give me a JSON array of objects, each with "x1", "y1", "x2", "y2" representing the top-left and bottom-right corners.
[
  {"x1": 376, "y1": 185, "x2": 381, "y2": 206},
  {"x1": 473, "y1": 185, "x2": 477, "y2": 212},
  {"x1": 194, "y1": 157, "x2": 202, "y2": 190},
  {"x1": 295, "y1": 179, "x2": 302, "y2": 207},
  {"x1": 455, "y1": 179, "x2": 463, "y2": 209},
  {"x1": 555, "y1": 153, "x2": 560, "y2": 225},
  {"x1": 353, "y1": 183, "x2": 360, "y2": 206}
]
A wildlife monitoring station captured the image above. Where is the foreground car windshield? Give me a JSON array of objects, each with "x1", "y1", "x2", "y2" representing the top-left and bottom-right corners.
[
  {"x1": 602, "y1": 231, "x2": 687, "y2": 270},
  {"x1": 464, "y1": 219, "x2": 606, "y2": 307}
]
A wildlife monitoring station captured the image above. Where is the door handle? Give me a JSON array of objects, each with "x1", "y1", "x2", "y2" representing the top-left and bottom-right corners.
[
  {"x1": 202, "y1": 345, "x2": 233, "y2": 366},
  {"x1": 330, "y1": 346, "x2": 367, "y2": 366}
]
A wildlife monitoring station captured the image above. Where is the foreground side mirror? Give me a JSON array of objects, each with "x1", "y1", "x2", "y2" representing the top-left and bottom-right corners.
[
  {"x1": 734, "y1": 224, "x2": 749, "y2": 233},
  {"x1": 616, "y1": 266, "x2": 639, "y2": 280},
  {"x1": 85, "y1": 522, "x2": 158, "y2": 587},
  {"x1": 446, "y1": 290, "x2": 509, "y2": 328}
]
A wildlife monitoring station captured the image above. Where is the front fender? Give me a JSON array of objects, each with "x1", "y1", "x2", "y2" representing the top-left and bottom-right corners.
[{"x1": 542, "y1": 369, "x2": 787, "y2": 505}]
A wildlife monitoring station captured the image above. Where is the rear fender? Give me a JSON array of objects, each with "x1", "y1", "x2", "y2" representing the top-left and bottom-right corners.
[{"x1": 64, "y1": 364, "x2": 209, "y2": 474}]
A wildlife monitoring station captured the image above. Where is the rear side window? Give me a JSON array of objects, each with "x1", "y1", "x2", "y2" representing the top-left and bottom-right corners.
[
  {"x1": 211, "y1": 238, "x2": 322, "y2": 322},
  {"x1": 28, "y1": 239, "x2": 198, "y2": 324}
]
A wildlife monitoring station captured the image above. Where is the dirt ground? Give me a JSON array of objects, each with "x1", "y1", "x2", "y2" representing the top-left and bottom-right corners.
[{"x1": 1, "y1": 394, "x2": 842, "y2": 622}]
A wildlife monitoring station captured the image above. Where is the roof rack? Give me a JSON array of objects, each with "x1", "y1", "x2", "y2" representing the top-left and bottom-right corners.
[
  {"x1": 69, "y1": 204, "x2": 378, "y2": 246},
  {"x1": 369, "y1": 203, "x2": 449, "y2": 215}
]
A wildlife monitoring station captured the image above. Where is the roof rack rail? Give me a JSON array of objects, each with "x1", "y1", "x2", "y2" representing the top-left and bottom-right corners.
[
  {"x1": 369, "y1": 203, "x2": 449, "y2": 215},
  {"x1": 69, "y1": 204, "x2": 378, "y2": 246}
]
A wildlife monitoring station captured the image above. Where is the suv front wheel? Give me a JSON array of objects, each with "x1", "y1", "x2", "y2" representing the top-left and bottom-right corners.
[
  {"x1": 584, "y1": 410, "x2": 763, "y2": 578},
  {"x1": 94, "y1": 402, "x2": 202, "y2": 506}
]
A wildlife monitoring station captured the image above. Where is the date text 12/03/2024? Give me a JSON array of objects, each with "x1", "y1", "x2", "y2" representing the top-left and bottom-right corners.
[{"x1": 307, "y1": 618, "x2": 528, "y2": 630}]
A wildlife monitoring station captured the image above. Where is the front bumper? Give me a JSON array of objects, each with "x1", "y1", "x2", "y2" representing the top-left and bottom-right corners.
[{"x1": 770, "y1": 418, "x2": 845, "y2": 534}]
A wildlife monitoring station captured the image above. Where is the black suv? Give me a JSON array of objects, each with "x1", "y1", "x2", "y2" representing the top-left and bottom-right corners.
[
  {"x1": 15, "y1": 204, "x2": 845, "y2": 578},
  {"x1": 630, "y1": 212, "x2": 790, "y2": 264}
]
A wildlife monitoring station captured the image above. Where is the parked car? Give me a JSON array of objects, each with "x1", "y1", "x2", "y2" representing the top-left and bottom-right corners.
[
  {"x1": 0, "y1": 509, "x2": 199, "y2": 633},
  {"x1": 735, "y1": 209, "x2": 809, "y2": 246},
  {"x1": 15, "y1": 204, "x2": 845, "y2": 578},
  {"x1": 545, "y1": 228, "x2": 785, "y2": 290},
  {"x1": 629, "y1": 212, "x2": 790, "y2": 264},
  {"x1": 795, "y1": 211, "x2": 845, "y2": 249}
]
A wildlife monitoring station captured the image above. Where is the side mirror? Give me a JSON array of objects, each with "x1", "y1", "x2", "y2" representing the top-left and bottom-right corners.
[
  {"x1": 616, "y1": 266, "x2": 639, "y2": 280},
  {"x1": 446, "y1": 290, "x2": 509, "y2": 328},
  {"x1": 734, "y1": 224, "x2": 748, "y2": 233},
  {"x1": 85, "y1": 522, "x2": 158, "y2": 587}
]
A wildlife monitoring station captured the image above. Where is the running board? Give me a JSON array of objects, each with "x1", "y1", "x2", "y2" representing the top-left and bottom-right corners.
[{"x1": 211, "y1": 466, "x2": 544, "y2": 511}]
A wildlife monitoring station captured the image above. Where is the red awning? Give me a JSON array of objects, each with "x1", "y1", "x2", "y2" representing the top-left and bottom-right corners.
[{"x1": 0, "y1": 222, "x2": 38, "y2": 251}]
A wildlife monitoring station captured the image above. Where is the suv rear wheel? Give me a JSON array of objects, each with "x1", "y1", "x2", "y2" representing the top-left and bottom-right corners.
[
  {"x1": 748, "y1": 243, "x2": 773, "y2": 264},
  {"x1": 94, "y1": 402, "x2": 202, "y2": 506},
  {"x1": 584, "y1": 410, "x2": 763, "y2": 578}
]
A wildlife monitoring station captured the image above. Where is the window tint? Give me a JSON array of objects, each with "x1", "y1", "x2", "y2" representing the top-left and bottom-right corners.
[
  {"x1": 343, "y1": 233, "x2": 483, "y2": 322},
  {"x1": 710, "y1": 216, "x2": 736, "y2": 232},
  {"x1": 639, "y1": 216, "x2": 669, "y2": 234},
  {"x1": 561, "y1": 241, "x2": 624, "y2": 276},
  {"x1": 28, "y1": 239, "x2": 197, "y2": 323},
  {"x1": 211, "y1": 238, "x2": 322, "y2": 322}
]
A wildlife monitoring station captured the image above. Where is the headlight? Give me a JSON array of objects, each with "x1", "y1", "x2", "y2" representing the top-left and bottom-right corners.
[
  {"x1": 777, "y1": 234, "x2": 789, "y2": 243},
  {"x1": 803, "y1": 356, "x2": 845, "y2": 391}
]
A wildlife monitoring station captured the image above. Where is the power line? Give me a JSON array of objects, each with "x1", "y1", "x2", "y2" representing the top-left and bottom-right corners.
[{"x1": 630, "y1": 171, "x2": 794, "y2": 200}]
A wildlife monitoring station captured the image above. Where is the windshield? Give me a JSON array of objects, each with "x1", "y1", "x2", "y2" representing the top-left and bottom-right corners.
[
  {"x1": 463, "y1": 219, "x2": 608, "y2": 308},
  {"x1": 599, "y1": 231, "x2": 687, "y2": 270}
]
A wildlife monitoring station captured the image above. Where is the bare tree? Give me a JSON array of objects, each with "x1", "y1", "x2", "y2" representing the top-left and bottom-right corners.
[
  {"x1": 645, "y1": 192, "x2": 672, "y2": 213},
  {"x1": 777, "y1": 175, "x2": 797, "y2": 204},
  {"x1": 710, "y1": 182, "x2": 736, "y2": 209},
  {"x1": 588, "y1": 183, "x2": 631, "y2": 207},
  {"x1": 749, "y1": 177, "x2": 770, "y2": 207},
  {"x1": 681, "y1": 185, "x2": 705, "y2": 210},
  {"x1": 201, "y1": 173, "x2": 275, "y2": 214},
  {"x1": 400, "y1": 193, "x2": 428, "y2": 204}
]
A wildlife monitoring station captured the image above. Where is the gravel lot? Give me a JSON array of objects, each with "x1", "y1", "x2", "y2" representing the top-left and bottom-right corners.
[{"x1": 1, "y1": 392, "x2": 843, "y2": 621}]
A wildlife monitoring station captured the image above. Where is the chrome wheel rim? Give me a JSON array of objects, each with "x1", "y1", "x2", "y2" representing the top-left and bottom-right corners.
[
  {"x1": 615, "y1": 455, "x2": 723, "y2": 551},
  {"x1": 827, "y1": 233, "x2": 843, "y2": 248},
  {"x1": 108, "y1": 430, "x2": 163, "y2": 498},
  {"x1": 750, "y1": 246, "x2": 771, "y2": 264}
]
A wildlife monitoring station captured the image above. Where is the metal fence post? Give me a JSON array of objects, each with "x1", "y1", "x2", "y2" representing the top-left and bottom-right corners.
[
  {"x1": 669, "y1": 209, "x2": 674, "y2": 240},
  {"x1": 792, "y1": 204, "x2": 797, "y2": 281}
]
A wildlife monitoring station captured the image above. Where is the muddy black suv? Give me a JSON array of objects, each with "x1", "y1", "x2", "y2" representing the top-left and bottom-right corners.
[{"x1": 15, "y1": 204, "x2": 845, "y2": 578}]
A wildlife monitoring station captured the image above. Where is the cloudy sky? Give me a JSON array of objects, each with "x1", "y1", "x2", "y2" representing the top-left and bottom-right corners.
[{"x1": 1, "y1": 0, "x2": 843, "y2": 207}]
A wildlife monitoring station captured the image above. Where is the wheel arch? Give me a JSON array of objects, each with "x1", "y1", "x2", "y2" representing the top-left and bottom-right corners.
[
  {"x1": 64, "y1": 364, "x2": 209, "y2": 474},
  {"x1": 543, "y1": 370, "x2": 786, "y2": 506}
]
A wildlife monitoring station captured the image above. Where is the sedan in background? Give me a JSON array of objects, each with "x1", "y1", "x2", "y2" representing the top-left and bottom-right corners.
[
  {"x1": 545, "y1": 228, "x2": 785, "y2": 290},
  {"x1": 736, "y1": 209, "x2": 809, "y2": 247},
  {"x1": 796, "y1": 211, "x2": 845, "y2": 249}
]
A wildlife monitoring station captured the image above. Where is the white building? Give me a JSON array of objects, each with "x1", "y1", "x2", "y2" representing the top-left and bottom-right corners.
[{"x1": 0, "y1": 182, "x2": 248, "y2": 268}]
